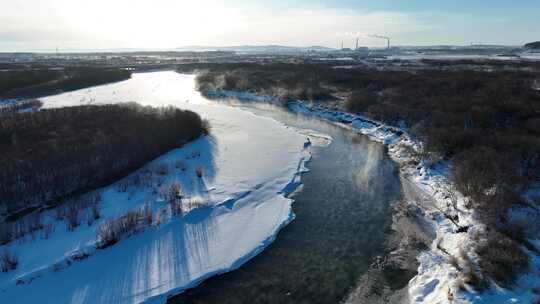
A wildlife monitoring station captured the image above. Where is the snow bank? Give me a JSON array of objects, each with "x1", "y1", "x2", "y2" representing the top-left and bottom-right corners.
[{"x1": 0, "y1": 72, "x2": 322, "y2": 304}]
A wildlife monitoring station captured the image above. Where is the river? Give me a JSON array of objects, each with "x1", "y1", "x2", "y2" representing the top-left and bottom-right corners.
[
  {"x1": 170, "y1": 98, "x2": 403, "y2": 303},
  {"x1": 36, "y1": 71, "x2": 403, "y2": 303}
]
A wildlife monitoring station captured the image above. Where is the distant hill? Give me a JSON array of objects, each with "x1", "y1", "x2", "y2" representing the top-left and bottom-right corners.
[
  {"x1": 174, "y1": 45, "x2": 335, "y2": 54},
  {"x1": 525, "y1": 41, "x2": 540, "y2": 49}
]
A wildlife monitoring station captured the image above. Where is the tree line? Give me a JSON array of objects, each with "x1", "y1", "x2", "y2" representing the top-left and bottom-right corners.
[
  {"x1": 0, "y1": 103, "x2": 208, "y2": 215},
  {"x1": 0, "y1": 67, "x2": 131, "y2": 99}
]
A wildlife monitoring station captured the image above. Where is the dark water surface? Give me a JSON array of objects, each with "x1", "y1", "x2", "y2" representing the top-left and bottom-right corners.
[{"x1": 170, "y1": 102, "x2": 403, "y2": 304}]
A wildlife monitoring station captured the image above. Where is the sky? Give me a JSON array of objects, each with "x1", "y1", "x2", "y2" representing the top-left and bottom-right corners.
[{"x1": 1, "y1": 0, "x2": 539, "y2": 51}]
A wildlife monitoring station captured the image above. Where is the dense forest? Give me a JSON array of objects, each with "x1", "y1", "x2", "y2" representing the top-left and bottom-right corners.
[
  {"x1": 0, "y1": 69, "x2": 62, "y2": 95},
  {"x1": 0, "y1": 103, "x2": 208, "y2": 217},
  {"x1": 0, "y1": 67, "x2": 131, "y2": 98},
  {"x1": 525, "y1": 41, "x2": 540, "y2": 49},
  {"x1": 187, "y1": 62, "x2": 540, "y2": 288}
]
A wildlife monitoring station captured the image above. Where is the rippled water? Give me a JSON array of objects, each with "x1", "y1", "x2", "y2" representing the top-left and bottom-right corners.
[{"x1": 170, "y1": 100, "x2": 403, "y2": 303}]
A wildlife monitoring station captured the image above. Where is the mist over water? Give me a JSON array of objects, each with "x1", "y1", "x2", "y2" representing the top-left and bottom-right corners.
[{"x1": 171, "y1": 98, "x2": 402, "y2": 303}]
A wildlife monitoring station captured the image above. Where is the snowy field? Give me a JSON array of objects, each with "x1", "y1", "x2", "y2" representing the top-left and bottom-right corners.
[{"x1": 0, "y1": 72, "x2": 324, "y2": 303}]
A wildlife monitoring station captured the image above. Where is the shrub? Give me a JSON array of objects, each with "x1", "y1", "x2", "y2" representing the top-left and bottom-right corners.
[
  {"x1": 0, "y1": 248, "x2": 18, "y2": 272},
  {"x1": 0, "y1": 224, "x2": 12, "y2": 245},
  {"x1": 96, "y1": 204, "x2": 153, "y2": 249},
  {"x1": 453, "y1": 147, "x2": 509, "y2": 201},
  {"x1": 0, "y1": 212, "x2": 44, "y2": 244},
  {"x1": 452, "y1": 146, "x2": 522, "y2": 225},
  {"x1": 54, "y1": 192, "x2": 101, "y2": 231},
  {"x1": 41, "y1": 223, "x2": 55, "y2": 239},
  {"x1": 174, "y1": 160, "x2": 188, "y2": 171},
  {"x1": 66, "y1": 205, "x2": 81, "y2": 231},
  {"x1": 476, "y1": 231, "x2": 528, "y2": 287},
  {"x1": 153, "y1": 163, "x2": 170, "y2": 176},
  {"x1": 87, "y1": 204, "x2": 100, "y2": 226},
  {"x1": 167, "y1": 182, "x2": 183, "y2": 202},
  {"x1": 345, "y1": 89, "x2": 379, "y2": 113},
  {"x1": 165, "y1": 182, "x2": 184, "y2": 216},
  {"x1": 170, "y1": 199, "x2": 184, "y2": 216},
  {"x1": 458, "y1": 249, "x2": 489, "y2": 291},
  {"x1": 195, "y1": 167, "x2": 204, "y2": 178}
]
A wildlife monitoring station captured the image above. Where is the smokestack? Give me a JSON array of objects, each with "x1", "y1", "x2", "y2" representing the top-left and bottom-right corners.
[
  {"x1": 355, "y1": 38, "x2": 359, "y2": 50},
  {"x1": 341, "y1": 40, "x2": 344, "y2": 50},
  {"x1": 370, "y1": 34, "x2": 391, "y2": 50}
]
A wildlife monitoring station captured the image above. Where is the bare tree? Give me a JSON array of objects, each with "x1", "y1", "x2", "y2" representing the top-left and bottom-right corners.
[
  {"x1": 96, "y1": 204, "x2": 154, "y2": 249},
  {"x1": 0, "y1": 248, "x2": 18, "y2": 272}
]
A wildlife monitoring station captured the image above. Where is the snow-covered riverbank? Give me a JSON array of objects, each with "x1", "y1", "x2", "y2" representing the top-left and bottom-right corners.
[
  {"x1": 206, "y1": 90, "x2": 540, "y2": 304},
  {"x1": 3, "y1": 71, "x2": 537, "y2": 304},
  {"x1": 0, "y1": 72, "x2": 326, "y2": 304}
]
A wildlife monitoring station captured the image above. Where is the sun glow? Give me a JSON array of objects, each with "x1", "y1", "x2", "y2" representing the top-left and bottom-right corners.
[
  {"x1": 3, "y1": 0, "x2": 536, "y2": 51},
  {"x1": 2, "y1": 0, "x2": 426, "y2": 50},
  {"x1": 56, "y1": 0, "x2": 240, "y2": 48}
]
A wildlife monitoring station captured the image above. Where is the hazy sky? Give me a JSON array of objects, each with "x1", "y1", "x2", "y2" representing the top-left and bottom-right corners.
[{"x1": 1, "y1": 0, "x2": 539, "y2": 51}]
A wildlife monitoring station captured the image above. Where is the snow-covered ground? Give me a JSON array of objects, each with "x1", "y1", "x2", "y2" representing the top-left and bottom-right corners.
[
  {"x1": 206, "y1": 90, "x2": 540, "y2": 304},
  {"x1": 0, "y1": 72, "x2": 326, "y2": 303}
]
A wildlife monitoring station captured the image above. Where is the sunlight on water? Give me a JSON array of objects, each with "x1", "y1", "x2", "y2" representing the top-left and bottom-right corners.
[{"x1": 42, "y1": 72, "x2": 210, "y2": 109}]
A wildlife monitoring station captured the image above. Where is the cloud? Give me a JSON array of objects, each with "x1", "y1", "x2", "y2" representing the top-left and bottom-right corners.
[
  {"x1": 0, "y1": 0, "x2": 436, "y2": 50},
  {"x1": 0, "y1": 0, "x2": 534, "y2": 50},
  {"x1": 176, "y1": 7, "x2": 435, "y2": 47}
]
